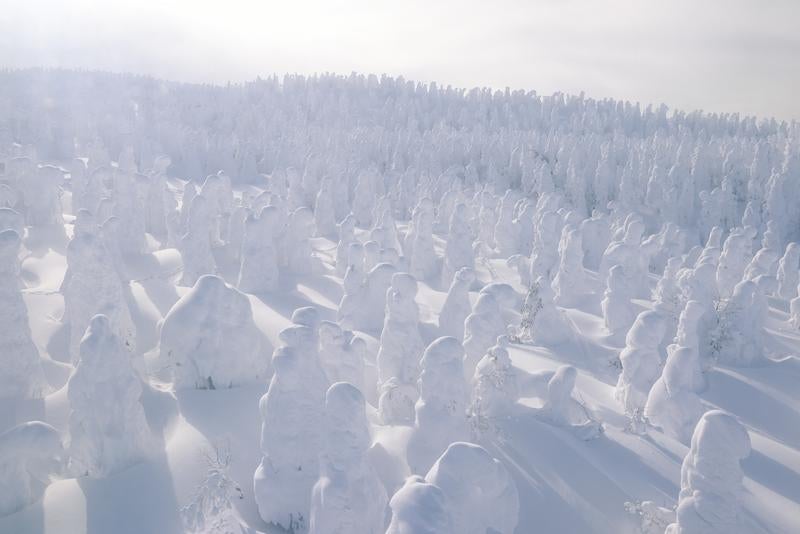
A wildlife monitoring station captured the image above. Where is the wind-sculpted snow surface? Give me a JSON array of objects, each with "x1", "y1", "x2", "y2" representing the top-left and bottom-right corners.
[{"x1": 2, "y1": 69, "x2": 800, "y2": 534}]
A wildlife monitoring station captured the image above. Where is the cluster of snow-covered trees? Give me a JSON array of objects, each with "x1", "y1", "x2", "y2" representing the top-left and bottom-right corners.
[{"x1": 1, "y1": 69, "x2": 797, "y2": 533}]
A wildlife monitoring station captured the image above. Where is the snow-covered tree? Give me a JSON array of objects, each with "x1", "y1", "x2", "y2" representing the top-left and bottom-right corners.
[
  {"x1": 160, "y1": 275, "x2": 265, "y2": 389},
  {"x1": 0, "y1": 229, "x2": 48, "y2": 398},
  {"x1": 67, "y1": 315, "x2": 154, "y2": 477},
  {"x1": 602, "y1": 264, "x2": 636, "y2": 334},
  {"x1": 238, "y1": 206, "x2": 280, "y2": 293},
  {"x1": 309, "y1": 382, "x2": 387, "y2": 534},
  {"x1": 0, "y1": 421, "x2": 64, "y2": 516},
  {"x1": 470, "y1": 335, "x2": 519, "y2": 421},
  {"x1": 64, "y1": 231, "x2": 136, "y2": 362},
  {"x1": 407, "y1": 337, "x2": 469, "y2": 475},
  {"x1": 615, "y1": 310, "x2": 667, "y2": 423},
  {"x1": 425, "y1": 442, "x2": 519, "y2": 534},
  {"x1": 438, "y1": 267, "x2": 475, "y2": 341},
  {"x1": 441, "y1": 203, "x2": 474, "y2": 288},
  {"x1": 377, "y1": 273, "x2": 425, "y2": 424},
  {"x1": 254, "y1": 324, "x2": 328, "y2": 532},
  {"x1": 666, "y1": 410, "x2": 752, "y2": 534},
  {"x1": 645, "y1": 301, "x2": 708, "y2": 443},
  {"x1": 318, "y1": 321, "x2": 366, "y2": 393},
  {"x1": 386, "y1": 476, "x2": 454, "y2": 534}
]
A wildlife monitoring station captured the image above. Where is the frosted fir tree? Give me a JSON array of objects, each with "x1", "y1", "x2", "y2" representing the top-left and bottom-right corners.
[
  {"x1": 334, "y1": 214, "x2": 357, "y2": 276},
  {"x1": 309, "y1": 383, "x2": 387, "y2": 534},
  {"x1": 695, "y1": 226, "x2": 724, "y2": 268},
  {"x1": 376, "y1": 273, "x2": 425, "y2": 425},
  {"x1": 476, "y1": 190, "x2": 498, "y2": 250},
  {"x1": 337, "y1": 243, "x2": 367, "y2": 330},
  {"x1": 226, "y1": 203, "x2": 249, "y2": 265},
  {"x1": 407, "y1": 337, "x2": 470, "y2": 475},
  {"x1": 515, "y1": 276, "x2": 572, "y2": 346},
  {"x1": 538, "y1": 365, "x2": 602, "y2": 440},
  {"x1": 624, "y1": 500, "x2": 676, "y2": 534},
  {"x1": 238, "y1": 206, "x2": 280, "y2": 293},
  {"x1": 111, "y1": 170, "x2": 149, "y2": 255},
  {"x1": 528, "y1": 210, "x2": 561, "y2": 281},
  {"x1": 515, "y1": 202, "x2": 537, "y2": 258},
  {"x1": 716, "y1": 230, "x2": 751, "y2": 298},
  {"x1": 0, "y1": 230, "x2": 48, "y2": 399},
  {"x1": 67, "y1": 315, "x2": 155, "y2": 478},
  {"x1": 20, "y1": 164, "x2": 63, "y2": 226},
  {"x1": 313, "y1": 177, "x2": 337, "y2": 237},
  {"x1": 0, "y1": 421, "x2": 64, "y2": 517},
  {"x1": 406, "y1": 198, "x2": 438, "y2": 282},
  {"x1": 645, "y1": 300, "x2": 708, "y2": 443},
  {"x1": 602, "y1": 264, "x2": 636, "y2": 334},
  {"x1": 179, "y1": 193, "x2": 217, "y2": 286},
  {"x1": 160, "y1": 275, "x2": 265, "y2": 390},
  {"x1": 666, "y1": 411, "x2": 752, "y2": 534},
  {"x1": 715, "y1": 280, "x2": 767, "y2": 366},
  {"x1": 614, "y1": 310, "x2": 667, "y2": 426},
  {"x1": 425, "y1": 442, "x2": 520, "y2": 534},
  {"x1": 580, "y1": 210, "x2": 612, "y2": 271},
  {"x1": 386, "y1": 476, "x2": 454, "y2": 534},
  {"x1": 286, "y1": 207, "x2": 316, "y2": 276},
  {"x1": 463, "y1": 293, "x2": 508, "y2": 381},
  {"x1": 777, "y1": 242, "x2": 800, "y2": 300},
  {"x1": 181, "y1": 441, "x2": 253, "y2": 534},
  {"x1": 493, "y1": 190, "x2": 519, "y2": 257},
  {"x1": 318, "y1": 321, "x2": 366, "y2": 393},
  {"x1": 743, "y1": 244, "x2": 779, "y2": 288},
  {"x1": 64, "y1": 231, "x2": 136, "y2": 362},
  {"x1": 470, "y1": 335, "x2": 519, "y2": 422},
  {"x1": 654, "y1": 256, "x2": 685, "y2": 327},
  {"x1": 553, "y1": 225, "x2": 590, "y2": 306},
  {"x1": 352, "y1": 172, "x2": 376, "y2": 228},
  {"x1": 360, "y1": 262, "x2": 398, "y2": 334},
  {"x1": 178, "y1": 181, "x2": 197, "y2": 233},
  {"x1": 200, "y1": 171, "x2": 234, "y2": 245},
  {"x1": 438, "y1": 267, "x2": 475, "y2": 341},
  {"x1": 371, "y1": 196, "x2": 401, "y2": 253},
  {"x1": 254, "y1": 324, "x2": 328, "y2": 533},
  {"x1": 441, "y1": 203, "x2": 475, "y2": 288}
]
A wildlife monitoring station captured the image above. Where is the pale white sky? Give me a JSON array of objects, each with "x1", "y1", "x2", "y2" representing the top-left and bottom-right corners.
[{"x1": 2, "y1": 0, "x2": 799, "y2": 120}]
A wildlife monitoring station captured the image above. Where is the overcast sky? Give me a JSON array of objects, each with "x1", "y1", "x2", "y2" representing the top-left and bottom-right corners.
[{"x1": 2, "y1": 0, "x2": 799, "y2": 120}]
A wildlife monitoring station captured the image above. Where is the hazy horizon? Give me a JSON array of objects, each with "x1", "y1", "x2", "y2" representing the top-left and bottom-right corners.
[{"x1": 2, "y1": 0, "x2": 799, "y2": 121}]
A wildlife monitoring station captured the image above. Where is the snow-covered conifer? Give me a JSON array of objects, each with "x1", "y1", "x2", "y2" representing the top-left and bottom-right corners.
[
  {"x1": 67, "y1": 315, "x2": 154, "y2": 477},
  {"x1": 0, "y1": 421, "x2": 63, "y2": 516},
  {"x1": 424, "y1": 442, "x2": 519, "y2": 534},
  {"x1": 160, "y1": 275, "x2": 265, "y2": 389},
  {"x1": 666, "y1": 411, "x2": 751, "y2": 534},
  {"x1": 376, "y1": 273, "x2": 424, "y2": 424},
  {"x1": 407, "y1": 337, "x2": 469, "y2": 475},
  {"x1": 438, "y1": 267, "x2": 475, "y2": 341},
  {"x1": 0, "y1": 229, "x2": 47, "y2": 398},
  {"x1": 309, "y1": 382, "x2": 387, "y2": 534}
]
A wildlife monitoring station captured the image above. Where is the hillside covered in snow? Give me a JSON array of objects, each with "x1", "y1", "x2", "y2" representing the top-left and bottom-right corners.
[{"x1": 1, "y1": 69, "x2": 799, "y2": 534}]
